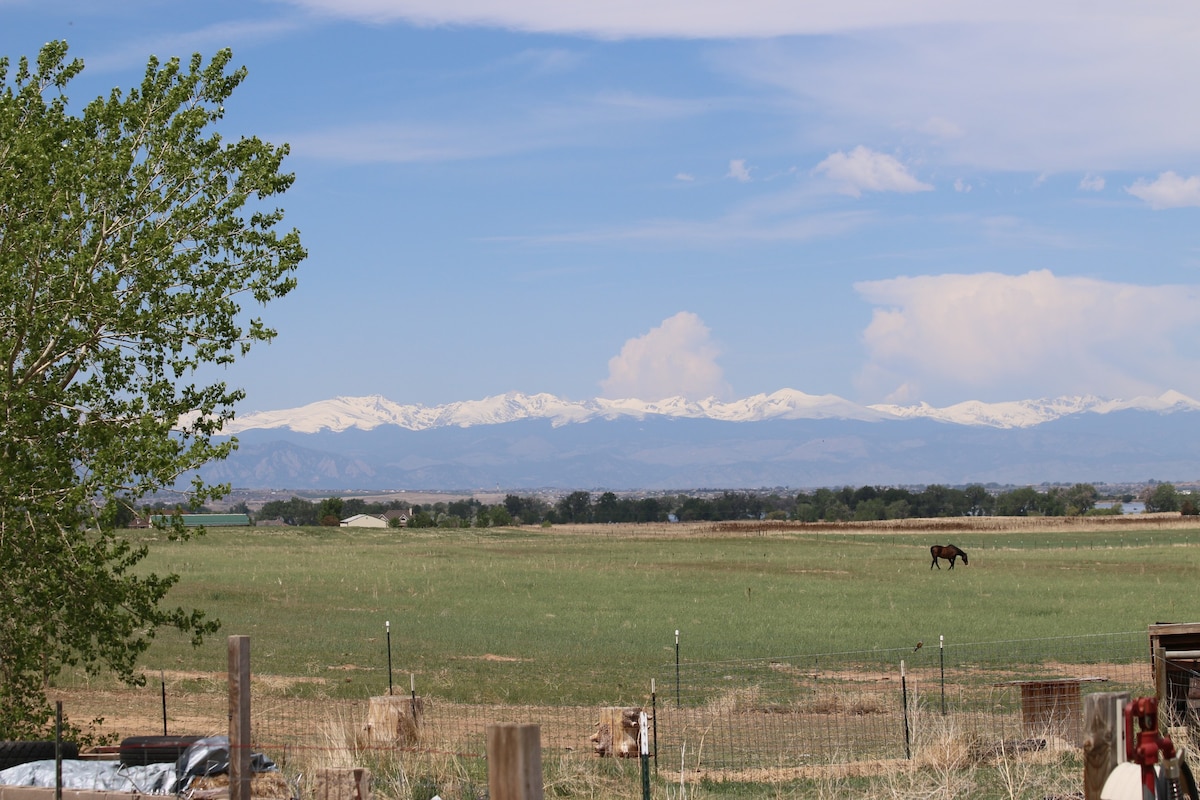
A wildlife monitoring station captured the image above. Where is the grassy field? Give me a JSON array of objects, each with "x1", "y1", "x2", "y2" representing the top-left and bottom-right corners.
[
  {"x1": 48, "y1": 517, "x2": 1200, "y2": 800},
  {"x1": 94, "y1": 517, "x2": 1200, "y2": 706}
]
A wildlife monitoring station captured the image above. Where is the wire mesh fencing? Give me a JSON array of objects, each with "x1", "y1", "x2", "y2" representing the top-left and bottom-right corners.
[
  {"x1": 50, "y1": 630, "x2": 1156, "y2": 779},
  {"x1": 651, "y1": 630, "x2": 1152, "y2": 772}
]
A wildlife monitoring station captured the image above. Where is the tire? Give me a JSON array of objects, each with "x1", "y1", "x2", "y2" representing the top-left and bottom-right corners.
[
  {"x1": 0, "y1": 740, "x2": 79, "y2": 771},
  {"x1": 118, "y1": 735, "x2": 203, "y2": 767}
]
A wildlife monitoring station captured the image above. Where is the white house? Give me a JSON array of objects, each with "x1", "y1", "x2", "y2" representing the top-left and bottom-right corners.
[{"x1": 340, "y1": 513, "x2": 389, "y2": 529}]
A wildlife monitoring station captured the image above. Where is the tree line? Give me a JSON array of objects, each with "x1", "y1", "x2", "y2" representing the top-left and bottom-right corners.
[{"x1": 252, "y1": 482, "x2": 1194, "y2": 528}]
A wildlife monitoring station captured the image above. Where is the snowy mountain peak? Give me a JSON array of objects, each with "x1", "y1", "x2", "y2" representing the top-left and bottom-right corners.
[{"x1": 220, "y1": 389, "x2": 1200, "y2": 435}]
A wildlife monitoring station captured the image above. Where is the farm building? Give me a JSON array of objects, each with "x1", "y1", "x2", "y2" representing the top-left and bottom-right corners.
[
  {"x1": 146, "y1": 513, "x2": 251, "y2": 527},
  {"x1": 340, "y1": 513, "x2": 389, "y2": 528}
]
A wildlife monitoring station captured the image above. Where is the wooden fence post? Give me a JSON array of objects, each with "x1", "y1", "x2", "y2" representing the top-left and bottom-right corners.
[
  {"x1": 228, "y1": 635, "x2": 251, "y2": 800},
  {"x1": 486, "y1": 724, "x2": 543, "y2": 800},
  {"x1": 1082, "y1": 691, "x2": 1128, "y2": 800}
]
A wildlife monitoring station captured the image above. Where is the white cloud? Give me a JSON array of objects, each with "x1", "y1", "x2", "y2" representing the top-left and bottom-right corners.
[
  {"x1": 1079, "y1": 173, "x2": 1105, "y2": 192},
  {"x1": 918, "y1": 116, "x2": 965, "y2": 140},
  {"x1": 675, "y1": 172, "x2": 695, "y2": 182},
  {"x1": 854, "y1": 270, "x2": 1200, "y2": 403},
  {"x1": 601, "y1": 312, "x2": 730, "y2": 401},
  {"x1": 1126, "y1": 171, "x2": 1200, "y2": 209},
  {"x1": 286, "y1": 89, "x2": 714, "y2": 163},
  {"x1": 812, "y1": 146, "x2": 933, "y2": 198},
  {"x1": 712, "y1": 9, "x2": 1200, "y2": 174},
  {"x1": 726, "y1": 159, "x2": 752, "y2": 182},
  {"x1": 280, "y1": 1, "x2": 1050, "y2": 38},
  {"x1": 280, "y1": 1, "x2": 1170, "y2": 44},
  {"x1": 278, "y1": 2, "x2": 1200, "y2": 175}
]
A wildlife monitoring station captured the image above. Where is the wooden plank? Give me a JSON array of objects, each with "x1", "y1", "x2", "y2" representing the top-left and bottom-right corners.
[
  {"x1": 487, "y1": 724, "x2": 543, "y2": 800},
  {"x1": 228, "y1": 635, "x2": 251, "y2": 800},
  {"x1": 1082, "y1": 691, "x2": 1128, "y2": 800}
]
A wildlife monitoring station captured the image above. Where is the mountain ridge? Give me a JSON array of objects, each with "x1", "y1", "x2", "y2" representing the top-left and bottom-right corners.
[
  {"x1": 184, "y1": 389, "x2": 1200, "y2": 490},
  {"x1": 221, "y1": 389, "x2": 1200, "y2": 435}
]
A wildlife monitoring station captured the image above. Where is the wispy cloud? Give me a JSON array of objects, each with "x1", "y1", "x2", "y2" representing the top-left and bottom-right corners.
[
  {"x1": 1126, "y1": 171, "x2": 1200, "y2": 209},
  {"x1": 854, "y1": 270, "x2": 1200, "y2": 403},
  {"x1": 497, "y1": 209, "x2": 870, "y2": 247},
  {"x1": 80, "y1": 16, "x2": 308, "y2": 73},
  {"x1": 278, "y1": 3, "x2": 1200, "y2": 177},
  {"x1": 286, "y1": 90, "x2": 723, "y2": 163},
  {"x1": 813, "y1": 146, "x2": 932, "y2": 197},
  {"x1": 712, "y1": 9, "x2": 1200, "y2": 174},
  {"x1": 601, "y1": 312, "x2": 729, "y2": 401},
  {"x1": 277, "y1": 1, "x2": 1097, "y2": 39},
  {"x1": 726, "y1": 159, "x2": 752, "y2": 182}
]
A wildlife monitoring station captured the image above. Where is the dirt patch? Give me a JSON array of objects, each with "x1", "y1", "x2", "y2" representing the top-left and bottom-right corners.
[{"x1": 454, "y1": 653, "x2": 529, "y2": 662}]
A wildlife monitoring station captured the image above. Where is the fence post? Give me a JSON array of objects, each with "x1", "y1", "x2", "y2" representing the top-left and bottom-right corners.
[
  {"x1": 228, "y1": 635, "x2": 251, "y2": 800},
  {"x1": 901, "y1": 659, "x2": 911, "y2": 759},
  {"x1": 939, "y1": 634, "x2": 945, "y2": 715},
  {"x1": 487, "y1": 724, "x2": 543, "y2": 800},
  {"x1": 651, "y1": 678, "x2": 658, "y2": 771},
  {"x1": 639, "y1": 711, "x2": 650, "y2": 800},
  {"x1": 675, "y1": 630, "x2": 680, "y2": 706},
  {"x1": 1154, "y1": 646, "x2": 1166, "y2": 702},
  {"x1": 1082, "y1": 691, "x2": 1128, "y2": 800}
]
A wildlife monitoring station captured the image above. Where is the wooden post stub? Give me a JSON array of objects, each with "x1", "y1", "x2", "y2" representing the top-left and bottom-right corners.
[
  {"x1": 228, "y1": 635, "x2": 251, "y2": 800},
  {"x1": 487, "y1": 724, "x2": 543, "y2": 800},
  {"x1": 1082, "y1": 691, "x2": 1128, "y2": 800}
]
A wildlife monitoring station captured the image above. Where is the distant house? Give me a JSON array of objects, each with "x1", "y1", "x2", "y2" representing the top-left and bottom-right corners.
[
  {"x1": 340, "y1": 513, "x2": 389, "y2": 529},
  {"x1": 148, "y1": 513, "x2": 251, "y2": 527},
  {"x1": 383, "y1": 509, "x2": 412, "y2": 527}
]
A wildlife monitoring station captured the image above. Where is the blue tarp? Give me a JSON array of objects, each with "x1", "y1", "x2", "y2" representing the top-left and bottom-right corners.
[{"x1": 0, "y1": 735, "x2": 279, "y2": 795}]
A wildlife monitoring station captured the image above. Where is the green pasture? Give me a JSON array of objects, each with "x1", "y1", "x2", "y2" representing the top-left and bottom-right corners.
[{"x1": 112, "y1": 524, "x2": 1200, "y2": 706}]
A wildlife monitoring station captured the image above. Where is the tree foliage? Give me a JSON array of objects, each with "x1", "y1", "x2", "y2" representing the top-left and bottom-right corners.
[
  {"x1": 0, "y1": 42, "x2": 304, "y2": 736},
  {"x1": 1143, "y1": 483, "x2": 1180, "y2": 513}
]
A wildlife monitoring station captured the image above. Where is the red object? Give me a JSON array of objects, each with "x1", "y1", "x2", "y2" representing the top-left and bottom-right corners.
[{"x1": 1125, "y1": 697, "x2": 1177, "y2": 799}]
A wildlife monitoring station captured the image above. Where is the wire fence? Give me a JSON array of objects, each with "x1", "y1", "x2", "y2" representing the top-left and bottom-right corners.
[
  {"x1": 51, "y1": 630, "x2": 1157, "y2": 779},
  {"x1": 652, "y1": 630, "x2": 1151, "y2": 772}
]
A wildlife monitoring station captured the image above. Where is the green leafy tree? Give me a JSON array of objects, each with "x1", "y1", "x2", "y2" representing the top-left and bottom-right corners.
[
  {"x1": 257, "y1": 496, "x2": 317, "y2": 525},
  {"x1": 557, "y1": 491, "x2": 592, "y2": 523},
  {"x1": 1062, "y1": 483, "x2": 1098, "y2": 516},
  {"x1": 318, "y1": 497, "x2": 345, "y2": 523},
  {"x1": 594, "y1": 491, "x2": 621, "y2": 523},
  {"x1": 995, "y1": 487, "x2": 1041, "y2": 516},
  {"x1": 407, "y1": 510, "x2": 435, "y2": 528},
  {"x1": 1143, "y1": 483, "x2": 1180, "y2": 513},
  {"x1": 963, "y1": 484, "x2": 993, "y2": 517},
  {"x1": 488, "y1": 505, "x2": 513, "y2": 527},
  {"x1": 0, "y1": 43, "x2": 303, "y2": 736}
]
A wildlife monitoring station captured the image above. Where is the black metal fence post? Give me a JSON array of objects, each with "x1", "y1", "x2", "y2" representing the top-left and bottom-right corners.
[
  {"x1": 674, "y1": 630, "x2": 680, "y2": 706},
  {"x1": 901, "y1": 660, "x2": 911, "y2": 760}
]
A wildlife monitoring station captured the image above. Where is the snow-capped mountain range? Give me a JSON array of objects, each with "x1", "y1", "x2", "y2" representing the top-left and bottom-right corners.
[
  {"x1": 222, "y1": 389, "x2": 1200, "y2": 435},
  {"x1": 190, "y1": 389, "x2": 1200, "y2": 490}
]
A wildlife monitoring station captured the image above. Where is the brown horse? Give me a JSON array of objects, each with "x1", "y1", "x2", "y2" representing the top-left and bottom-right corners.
[{"x1": 930, "y1": 544, "x2": 968, "y2": 569}]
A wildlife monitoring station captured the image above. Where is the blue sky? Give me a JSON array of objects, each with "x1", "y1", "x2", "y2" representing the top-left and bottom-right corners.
[{"x1": 5, "y1": 1, "x2": 1200, "y2": 412}]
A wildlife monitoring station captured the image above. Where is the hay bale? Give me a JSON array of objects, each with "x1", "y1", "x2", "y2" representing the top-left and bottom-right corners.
[
  {"x1": 590, "y1": 707, "x2": 640, "y2": 757},
  {"x1": 364, "y1": 695, "x2": 424, "y2": 746}
]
